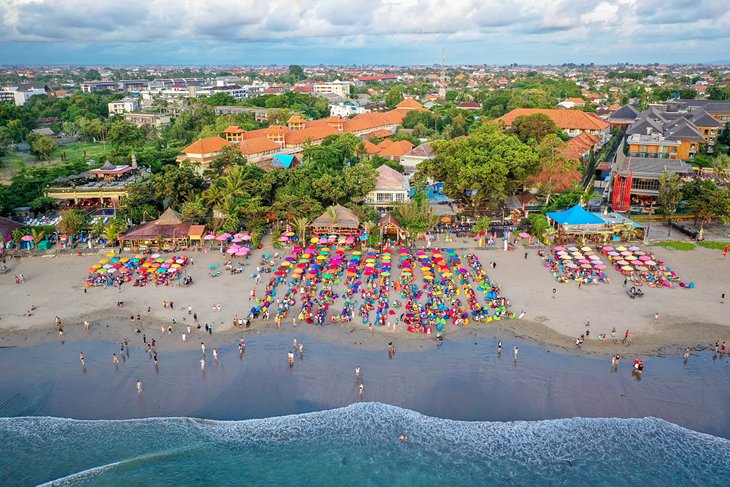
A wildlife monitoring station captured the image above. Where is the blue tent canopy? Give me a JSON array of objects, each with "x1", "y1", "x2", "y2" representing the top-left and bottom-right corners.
[
  {"x1": 271, "y1": 154, "x2": 295, "y2": 169},
  {"x1": 546, "y1": 205, "x2": 605, "y2": 226}
]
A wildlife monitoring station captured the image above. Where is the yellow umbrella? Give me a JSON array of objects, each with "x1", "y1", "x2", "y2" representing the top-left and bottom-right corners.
[
  {"x1": 92, "y1": 264, "x2": 102, "y2": 269},
  {"x1": 581, "y1": 246, "x2": 591, "y2": 252},
  {"x1": 621, "y1": 265, "x2": 633, "y2": 271},
  {"x1": 106, "y1": 252, "x2": 115, "y2": 257},
  {"x1": 616, "y1": 246, "x2": 627, "y2": 251},
  {"x1": 99, "y1": 259, "x2": 109, "y2": 264}
]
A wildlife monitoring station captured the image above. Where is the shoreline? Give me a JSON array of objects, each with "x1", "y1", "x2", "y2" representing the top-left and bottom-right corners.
[{"x1": 0, "y1": 307, "x2": 723, "y2": 359}]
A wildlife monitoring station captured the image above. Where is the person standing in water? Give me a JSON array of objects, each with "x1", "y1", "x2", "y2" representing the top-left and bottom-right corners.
[
  {"x1": 513, "y1": 346, "x2": 518, "y2": 360},
  {"x1": 136, "y1": 379, "x2": 142, "y2": 394},
  {"x1": 684, "y1": 347, "x2": 691, "y2": 363},
  {"x1": 355, "y1": 366, "x2": 360, "y2": 379},
  {"x1": 79, "y1": 352, "x2": 85, "y2": 367},
  {"x1": 113, "y1": 354, "x2": 119, "y2": 367},
  {"x1": 359, "y1": 383, "x2": 364, "y2": 400},
  {"x1": 497, "y1": 340, "x2": 502, "y2": 355}
]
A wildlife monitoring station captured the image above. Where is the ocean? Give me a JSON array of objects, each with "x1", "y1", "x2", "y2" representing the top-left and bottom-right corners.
[
  {"x1": 1, "y1": 403, "x2": 729, "y2": 486},
  {"x1": 2, "y1": 335, "x2": 730, "y2": 485}
]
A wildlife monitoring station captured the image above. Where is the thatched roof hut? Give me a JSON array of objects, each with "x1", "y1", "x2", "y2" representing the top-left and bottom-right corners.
[{"x1": 310, "y1": 205, "x2": 360, "y2": 236}]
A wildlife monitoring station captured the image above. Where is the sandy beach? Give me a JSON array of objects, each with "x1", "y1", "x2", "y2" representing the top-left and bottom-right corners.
[{"x1": 0, "y1": 241, "x2": 728, "y2": 357}]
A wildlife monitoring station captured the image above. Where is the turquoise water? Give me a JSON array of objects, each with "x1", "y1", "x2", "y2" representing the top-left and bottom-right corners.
[{"x1": 1, "y1": 403, "x2": 729, "y2": 486}]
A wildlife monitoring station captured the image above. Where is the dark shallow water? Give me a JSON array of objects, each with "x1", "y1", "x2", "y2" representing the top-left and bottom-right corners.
[{"x1": 1, "y1": 335, "x2": 729, "y2": 486}]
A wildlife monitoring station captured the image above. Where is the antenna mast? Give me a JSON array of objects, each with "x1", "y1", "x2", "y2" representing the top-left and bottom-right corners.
[{"x1": 438, "y1": 48, "x2": 446, "y2": 99}]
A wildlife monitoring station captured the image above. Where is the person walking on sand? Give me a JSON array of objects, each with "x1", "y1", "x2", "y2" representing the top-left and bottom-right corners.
[
  {"x1": 188, "y1": 305, "x2": 192, "y2": 315},
  {"x1": 623, "y1": 329, "x2": 630, "y2": 344},
  {"x1": 654, "y1": 313, "x2": 659, "y2": 322},
  {"x1": 84, "y1": 320, "x2": 90, "y2": 332},
  {"x1": 136, "y1": 379, "x2": 142, "y2": 394},
  {"x1": 721, "y1": 341, "x2": 727, "y2": 354},
  {"x1": 182, "y1": 333, "x2": 187, "y2": 342},
  {"x1": 611, "y1": 327, "x2": 617, "y2": 343}
]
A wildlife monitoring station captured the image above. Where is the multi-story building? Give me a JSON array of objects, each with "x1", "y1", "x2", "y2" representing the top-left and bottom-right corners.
[
  {"x1": 1, "y1": 84, "x2": 48, "y2": 105},
  {"x1": 311, "y1": 81, "x2": 351, "y2": 98},
  {"x1": 330, "y1": 102, "x2": 366, "y2": 117},
  {"x1": 80, "y1": 80, "x2": 149, "y2": 93},
  {"x1": 108, "y1": 97, "x2": 141, "y2": 115},
  {"x1": 365, "y1": 165, "x2": 410, "y2": 208},
  {"x1": 123, "y1": 113, "x2": 171, "y2": 129}
]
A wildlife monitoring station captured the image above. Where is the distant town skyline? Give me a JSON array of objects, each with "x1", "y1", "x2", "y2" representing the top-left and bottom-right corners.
[{"x1": 1, "y1": 0, "x2": 729, "y2": 66}]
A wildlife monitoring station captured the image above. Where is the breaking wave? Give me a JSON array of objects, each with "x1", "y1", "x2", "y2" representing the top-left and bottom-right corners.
[{"x1": 1, "y1": 403, "x2": 729, "y2": 486}]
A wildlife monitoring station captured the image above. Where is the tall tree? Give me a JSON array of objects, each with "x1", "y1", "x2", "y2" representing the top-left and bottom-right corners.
[
  {"x1": 107, "y1": 120, "x2": 146, "y2": 156},
  {"x1": 656, "y1": 170, "x2": 682, "y2": 236},
  {"x1": 510, "y1": 113, "x2": 560, "y2": 145},
  {"x1": 30, "y1": 135, "x2": 57, "y2": 161},
  {"x1": 417, "y1": 123, "x2": 539, "y2": 214}
]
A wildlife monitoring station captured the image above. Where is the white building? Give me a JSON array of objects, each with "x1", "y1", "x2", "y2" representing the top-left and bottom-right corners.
[
  {"x1": 312, "y1": 81, "x2": 351, "y2": 98},
  {"x1": 123, "y1": 113, "x2": 171, "y2": 129},
  {"x1": 399, "y1": 142, "x2": 434, "y2": 176},
  {"x1": 330, "y1": 101, "x2": 366, "y2": 117},
  {"x1": 108, "y1": 97, "x2": 141, "y2": 115},
  {"x1": 1, "y1": 85, "x2": 47, "y2": 106},
  {"x1": 365, "y1": 165, "x2": 410, "y2": 208}
]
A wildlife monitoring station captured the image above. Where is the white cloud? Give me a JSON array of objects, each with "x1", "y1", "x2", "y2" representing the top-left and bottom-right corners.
[{"x1": 0, "y1": 0, "x2": 728, "y2": 62}]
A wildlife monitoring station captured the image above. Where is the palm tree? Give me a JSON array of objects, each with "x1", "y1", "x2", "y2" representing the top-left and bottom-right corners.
[
  {"x1": 326, "y1": 205, "x2": 338, "y2": 222},
  {"x1": 31, "y1": 228, "x2": 45, "y2": 245},
  {"x1": 362, "y1": 220, "x2": 376, "y2": 244},
  {"x1": 292, "y1": 217, "x2": 309, "y2": 243},
  {"x1": 202, "y1": 185, "x2": 226, "y2": 209}
]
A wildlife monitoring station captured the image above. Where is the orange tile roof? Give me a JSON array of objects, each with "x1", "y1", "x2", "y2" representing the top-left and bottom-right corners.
[
  {"x1": 239, "y1": 138, "x2": 280, "y2": 156},
  {"x1": 378, "y1": 140, "x2": 414, "y2": 157},
  {"x1": 560, "y1": 132, "x2": 600, "y2": 160},
  {"x1": 224, "y1": 125, "x2": 245, "y2": 134},
  {"x1": 285, "y1": 125, "x2": 341, "y2": 145},
  {"x1": 182, "y1": 136, "x2": 231, "y2": 155},
  {"x1": 377, "y1": 139, "x2": 395, "y2": 149},
  {"x1": 287, "y1": 115, "x2": 307, "y2": 124},
  {"x1": 498, "y1": 109, "x2": 609, "y2": 131},
  {"x1": 365, "y1": 129, "x2": 394, "y2": 139},
  {"x1": 395, "y1": 98, "x2": 426, "y2": 111},
  {"x1": 358, "y1": 140, "x2": 381, "y2": 155},
  {"x1": 566, "y1": 97, "x2": 585, "y2": 104},
  {"x1": 241, "y1": 125, "x2": 290, "y2": 140}
]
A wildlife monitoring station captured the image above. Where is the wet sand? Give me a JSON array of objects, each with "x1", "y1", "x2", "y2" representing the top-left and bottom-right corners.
[{"x1": 1, "y1": 333, "x2": 729, "y2": 439}]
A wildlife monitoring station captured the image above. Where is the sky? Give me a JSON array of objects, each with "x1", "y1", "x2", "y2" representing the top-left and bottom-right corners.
[{"x1": 0, "y1": 0, "x2": 729, "y2": 66}]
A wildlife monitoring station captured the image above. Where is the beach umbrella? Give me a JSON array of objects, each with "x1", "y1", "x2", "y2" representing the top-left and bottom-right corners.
[
  {"x1": 278, "y1": 236, "x2": 289, "y2": 242},
  {"x1": 346, "y1": 236, "x2": 355, "y2": 244},
  {"x1": 639, "y1": 255, "x2": 650, "y2": 261},
  {"x1": 239, "y1": 247, "x2": 251, "y2": 253},
  {"x1": 519, "y1": 232, "x2": 531, "y2": 238},
  {"x1": 235, "y1": 250, "x2": 248, "y2": 257},
  {"x1": 615, "y1": 246, "x2": 627, "y2": 252},
  {"x1": 580, "y1": 246, "x2": 592, "y2": 252},
  {"x1": 628, "y1": 246, "x2": 640, "y2": 251},
  {"x1": 567, "y1": 246, "x2": 579, "y2": 252},
  {"x1": 151, "y1": 254, "x2": 161, "y2": 259},
  {"x1": 631, "y1": 260, "x2": 642, "y2": 266},
  {"x1": 644, "y1": 260, "x2": 657, "y2": 266},
  {"x1": 20, "y1": 235, "x2": 34, "y2": 242},
  {"x1": 209, "y1": 264, "x2": 218, "y2": 269},
  {"x1": 621, "y1": 265, "x2": 633, "y2": 271},
  {"x1": 636, "y1": 266, "x2": 648, "y2": 271},
  {"x1": 215, "y1": 234, "x2": 228, "y2": 241},
  {"x1": 107, "y1": 267, "x2": 117, "y2": 273},
  {"x1": 310, "y1": 237, "x2": 319, "y2": 243},
  {"x1": 578, "y1": 259, "x2": 590, "y2": 264},
  {"x1": 602, "y1": 246, "x2": 614, "y2": 251},
  {"x1": 580, "y1": 263, "x2": 592, "y2": 269},
  {"x1": 634, "y1": 251, "x2": 645, "y2": 256},
  {"x1": 594, "y1": 264, "x2": 607, "y2": 270},
  {"x1": 227, "y1": 247, "x2": 238, "y2": 254},
  {"x1": 241, "y1": 235, "x2": 251, "y2": 241},
  {"x1": 92, "y1": 264, "x2": 102, "y2": 269},
  {"x1": 554, "y1": 246, "x2": 566, "y2": 251},
  {"x1": 97, "y1": 268, "x2": 106, "y2": 273},
  {"x1": 232, "y1": 237, "x2": 243, "y2": 243},
  {"x1": 203, "y1": 234, "x2": 215, "y2": 240}
]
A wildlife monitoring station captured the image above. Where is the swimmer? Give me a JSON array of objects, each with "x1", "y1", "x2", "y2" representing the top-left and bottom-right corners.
[
  {"x1": 497, "y1": 340, "x2": 502, "y2": 353},
  {"x1": 399, "y1": 434, "x2": 409, "y2": 442}
]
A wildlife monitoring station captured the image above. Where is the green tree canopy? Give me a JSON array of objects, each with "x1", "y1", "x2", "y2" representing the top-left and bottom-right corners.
[
  {"x1": 416, "y1": 123, "x2": 539, "y2": 213},
  {"x1": 107, "y1": 121, "x2": 146, "y2": 156},
  {"x1": 511, "y1": 113, "x2": 560, "y2": 145}
]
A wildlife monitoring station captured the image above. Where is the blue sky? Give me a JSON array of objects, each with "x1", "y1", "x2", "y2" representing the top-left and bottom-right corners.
[{"x1": 1, "y1": 0, "x2": 729, "y2": 65}]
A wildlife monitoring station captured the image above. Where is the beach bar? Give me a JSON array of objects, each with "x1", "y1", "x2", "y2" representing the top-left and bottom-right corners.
[
  {"x1": 309, "y1": 205, "x2": 361, "y2": 236},
  {"x1": 120, "y1": 208, "x2": 202, "y2": 250},
  {"x1": 546, "y1": 205, "x2": 643, "y2": 242}
]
